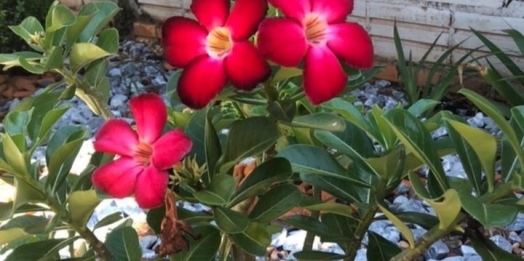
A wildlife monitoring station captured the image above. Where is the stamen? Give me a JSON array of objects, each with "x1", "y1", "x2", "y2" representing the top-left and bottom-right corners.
[
  {"x1": 134, "y1": 142, "x2": 153, "y2": 165},
  {"x1": 206, "y1": 27, "x2": 233, "y2": 58}
]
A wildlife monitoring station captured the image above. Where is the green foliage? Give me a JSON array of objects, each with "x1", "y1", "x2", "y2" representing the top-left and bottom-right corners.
[{"x1": 0, "y1": 0, "x2": 55, "y2": 54}]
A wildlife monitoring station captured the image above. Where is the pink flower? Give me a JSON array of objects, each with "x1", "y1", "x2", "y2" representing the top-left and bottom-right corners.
[
  {"x1": 257, "y1": 0, "x2": 374, "y2": 105},
  {"x1": 162, "y1": 0, "x2": 271, "y2": 109},
  {"x1": 92, "y1": 94, "x2": 192, "y2": 209}
]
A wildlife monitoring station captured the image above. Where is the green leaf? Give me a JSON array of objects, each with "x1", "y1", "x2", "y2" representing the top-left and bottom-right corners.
[
  {"x1": 65, "y1": 13, "x2": 94, "y2": 50},
  {"x1": 407, "y1": 99, "x2": 439, "y2": 117},
  {"x1": 0, "y1": 177, "x2": 45, "y2": 220},
  {"x1": 367, "y1": 231, "x2": 402, "y2": 261},
  {"x1": 46, "y1": 4, "x2": 76, "y2": 32},
  {"x1": 94, "y1": 212, "x2": 123, "y2": 230},
  {"x1": 221, "y1": 116, "x2": 280, "y2": 171},
  {"x1": 458, "y1": 191, "x2": 517, "y2": 228},
  {"x1": 5, "y1": 239, "x2": 65, "y2": 261},
  {"x1": 459, "y1": 88, "x2": 524, "y2": 179},
  {"x1": 214, "y1": 207, "x2": 250, "y2": 234},
  {"x1": 105, "y1": 226, "x2": 141, "y2": 261},
  {"x1": 229, "y1": 222, "x2": 271, "y2": 256},
  {"x1": 228, "y1": 158, "x2": 292, "y2": 207},
  {"x1": 36, "y1": 106, "x2": 70, "y2": 145},
  {"x1": 83, "y1": 60, "x2": 111, "y2": 105},
  {"x1": 185, "y1": 109, "x2": 207, "y2": 165},
  {"x1": 277, "y1": 144, "x2": 369, "y2": 187},
  {"x1": 68, "y1": 190, "x2": 102, "y2": 229},
  {"x1": 0, "y1": 228, "x2": 28, "y2": 245},
  {"x1": 469, "y1": 231, "x2": 523, "y2": 261},
  {"x1": 378, "y1": 204, "x2": 415, "y2": 249},
  {"x1": 291, "y1": 113, "x2": 346, "y2": 132},
  {"x1": 3, "y1": 111, "x2": 30, "y2": 136},
  {"x1": 70, "y1": 43, "x2": 111, "y2": 73},
  {"x1": 43, "y1": 46, "x2": 64, "y2": 71},
  {"x1": 18, "y1": 57, "x2": 44, "y2": 74},
  {"x1": 248, "y1": 184, "x2": 302, "y2": 223},
  {"x1": 2, "y1": 134, "x2": 29, "y2": 176},
  {"x1": 96, "y1": 28, "x2": 119, "y2": 53},
  {"x1": 294, "y1": 251, "x2": 346, "y2": 261},
  {"x1": 8, "y1": 17, "x2": 44, "y2": 47},
  {"x1": 302, "y1": 202, "x2": 358, "y2": 220},
  {"x1": 271, "y1": 66, "x2": 302, "y2": 84},
  {"x1": 204, "y1": 110, "x2": 222, "y2": 183},
  {"x1": 383, "y1": 109, "x2": 448, "y2": 197},
  {"x1": 78, "y1": 1, "x2": 121, "y2": 42},
  {"x1": 284, "y1": 215, "x2": 331, "y2": 237},
  {"x1": 193, "y1": 174, "x2": 235, "y2": 206},
  {"x1": 46, "y1": 126, "x2": 88, "y2": 193},
  {"x1": 172, "y1": 226, "x2": 220, "y2": 261},
  {"x1": 375, "y1": 212, "x2": 438, "y2": 230},
  {"x1": 425, "y1": 189, "x2": 462, "y2": 230},
  {"x1": 445, "y1": 119, "x2": 496, "y2": 193}
]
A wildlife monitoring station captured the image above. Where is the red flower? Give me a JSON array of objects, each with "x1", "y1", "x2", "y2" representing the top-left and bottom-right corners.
[
  {"x1": 162, "y1": 0, "x2": 271, "y2": 109},
  {"x1": 92, "y1": 94, "x2": 192, "y2": 209},
  {"x1": 257, "y1": 0, "x2": 374, "y2": 105}
]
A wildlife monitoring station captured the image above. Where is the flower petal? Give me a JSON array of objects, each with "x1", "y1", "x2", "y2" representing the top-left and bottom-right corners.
[
  {"x1": 162, "y1": 17, "x2": 207, "y2": 67},
  {"x1": 327, "y1": 23, "x2": 374, "y2": 69},
  {"x1": 257, "y1": 18, "x2": 308, "y2": 67},
  {"x1": 268, "y1": 0, "x2": 310, "y2": 22},
  {"x1": 152, "y1": 129, "x2": 193, "y2": 169},
  {"x1": 134, "y1": 166, "x2": 169, "y2": 209},
  {"x1": 94, "y1": 119, "x2": 138, "y2": 157},
  {"x1": 177, "y1": 56, "x2": 227, "y2": 109},
  {"x1": 311, "y1": 0, "x2": 353, "y2": 23},
  {"x1": 130, "y1": 93, "x2": 167, "y2": 144},
  {"x1": 92, "y1": 158, "x2": 143, "y2": 198},
  {"x1": 225, "y1": 42, "x2": 270, "y2": 90},
  {"x1": 191, "y1": 0, "x2": 230, "y2": 31},
  {"x1": 226, "y1": 0, "x2": 267, "y2": 40},
  {"x1": 303, "y1": 45, "x2": 347, "y2": 105}
]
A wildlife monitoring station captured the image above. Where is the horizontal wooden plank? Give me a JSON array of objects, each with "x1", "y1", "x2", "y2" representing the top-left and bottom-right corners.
[
  {"x1": 140, "y1": 4, "x2": 186, "y2": 21},
  {"x1": 372, "y1": 36, "x2": 448, "y2": 63},
  {"x1": 368, "y1": 2, "x2": 451, "y2": 27},
  {"x1": 370, "y1": 19, "x2": 449, "y2": 46},
  {"x1": 453, "y1": 11, "x2": 524, "y2": 33},
  {"x1": 428, "y1": 0, "x2": 504, "y2": 8},
  {"x1": 454, "y1": 29, "x2": 521, "y2": 54},
  {"x1": 138, "y1": 0, "x2": 182, "y2": 8}
]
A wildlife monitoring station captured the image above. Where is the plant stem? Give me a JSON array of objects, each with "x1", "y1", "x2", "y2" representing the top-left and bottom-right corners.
[
  {"x1": 344, "y1": 205, "x2": 378, "y2": 261},
  {"x1": 391, "y1": 183, "x2": 514, "y2": 261},
  {"x1": 76, "y1": 226, "x2": 111, "y2": 259},
  {"x1": 218, "y1": 232, "x2": 232, "y2": 261},
  {"x1": 232, "y1": 245, "x2": 255, "y2": 261},
  {"x1": 303, "y1": 187, "x2": 321, "y2": 251}
]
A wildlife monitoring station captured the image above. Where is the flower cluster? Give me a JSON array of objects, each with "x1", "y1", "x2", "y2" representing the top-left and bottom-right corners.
[{"x1": 162, "y1": 0, "x2": 374, "y2": 109}]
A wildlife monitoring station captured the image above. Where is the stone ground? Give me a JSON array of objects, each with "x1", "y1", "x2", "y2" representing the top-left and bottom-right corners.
[{"x1": 0, "y1": 39, "x2": 523, "y2": 261}]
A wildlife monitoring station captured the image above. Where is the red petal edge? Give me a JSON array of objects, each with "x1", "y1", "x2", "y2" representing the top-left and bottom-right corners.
[
  {"x1": 94, "y1": 119, "x2": 138, "y2": 157},
  {"x1": 134, "y1": 166, "x2": 169, "y2": 209},
  {"x1": 225, "y1": 42, "x2": 270, "y2": 90},
  {"x1": 226, "y1": 0, "x2": 268, "y2": 41},
  {"x1": 191, "y1": 0, "x2": 230, "y2": 31},
  {"x1": 91, "y1": 158, "x2": 143, "y2": 198},
  {"x1": 152, "y1": 129, "x2": 193, "y2": 169},
  {"x1": 130, "y1": 93, "x2": 167, "y2": 144},
  {"x1": 162, "y1": 17, "x2": 207, "y2": 68}
]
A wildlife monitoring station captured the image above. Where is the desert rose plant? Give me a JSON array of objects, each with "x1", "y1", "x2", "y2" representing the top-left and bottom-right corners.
[{"x1": 1, "y1": 0, "x2": 524, "y2": 261}]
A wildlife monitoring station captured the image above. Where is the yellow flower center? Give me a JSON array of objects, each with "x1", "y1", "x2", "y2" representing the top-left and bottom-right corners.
[
  {"x1": 206, "y1": 27, "x2": 233, "y2": 58},
  {"x1": 134, "y1": 141, "x2": 153, "y2": 165},
  {"x1": 303, "y1": 13, "x2": 328, "y2": 45}
]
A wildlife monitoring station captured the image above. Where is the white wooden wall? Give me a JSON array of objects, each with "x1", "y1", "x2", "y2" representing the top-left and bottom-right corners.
[{"x1": 137, "y1": 0, "x2": 524, "y2": 72}]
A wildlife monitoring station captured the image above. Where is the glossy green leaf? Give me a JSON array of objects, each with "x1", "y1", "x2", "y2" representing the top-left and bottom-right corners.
[
  {"x1": 459, "y1": 191, "x2": 517, "y2": 228},
  {"x1": 248, "y1": 184, "x2": 302, "y2": 223},
  {"x1": 65, "y1": 13, "x2": 94, "y2": 49},
  {"x1": 78, "y1": 1, "x2": 121, "y2": 42},
  {"x1": 5, "y1": 239, "x2": 65, "y2": 261},
  {"x1": 105, "y1": 226, "x2": 142, "y2": 261},
  {"x1": 375, "y1": 212, "x2": 438, "y2": 230},
  {"x1": 383, "y1": 109, "x2": 448, "y2": 197},
  {"x1": 229, "y1": 222, "x2": 271, "y2": 256},
  {"x1": 367, "y1": 231, "x2": 402, "y2": 261},
  {"x1": 271, "y1": 66, "x2": 302, "y2": 84},
  {"x1": 204, "y1": 110, "x2": 222, "y2": 183},
  {"x1": 369, "y1": 105, "x2": 399, "y2": 151},
  {"x1": 221, "y1": 116, "x2": 280, "y2": 171},
  {"x1": 378, "y1": 204, "x2": 415, "y2": 249},
  {"x1": 185, "y1": 109, "x2": 207, "y2": 165},
  {"x1": 2, "y1": 134, "x2": 29, "y2": 176},
  {"x1": 193, "y1": 174, "x2": 235, "y2": 206},
  {"x1": 8, "y1": 17, "x2": 44, "y2": 46},
  {"x1": 228, "y1": 158, "x2": 292, "y2": 207},
  {"x1": 46, "y1": 126, "x2": 88, "y2": 193},
  {"x1": 292, "y1": 113, "x2": 346, "y2": 132},
  {"x1": 36, "y1": 106, "x2": 70, "y2": 145},
  {"x1": 97, "y1": 28, "x2": 119, "y2": 53},
  {"x1": 294, "y1": 251, "x2": 346, "y2": 260},
  {"x1": 459, "y1": 88, "x2": 524, "y2": 173},
  {"x1": 284, "y1": 215, "x2": 331, "y2": 237},
  {"x1": 171, "y1": 226, "x2": 220, "y2": 261},
  {"x1": 0, "y1": 228, "x2": 27, "y2": 245},
  {"x1": 407, "y1": 99, "x2": 439, "y2": 117},
  {"x1": 214, "y1": 207, "x2": 250, "y2": 233},
  {"x1": 43, "y1": 46, "x2": 64, "y2": 71},
  {"x1": 70, "y1": 43, "x2": 111, "y2": 73},
  {"x1": 3, "y1": 111, "x2": 30, "y2": 136},
  {"x1": 18, "y1": 57, "x2": 44, "y2": 74},
  {"x1": 302, "y1": 203, "x2": 358, "y2": 220},
  {"x1": 0, "y1": 177, "x2": 45, "y2": 220},
  {"x1": 68, "y1": 190, "x2": 102, "y2": 229},
  {"x1": 93, "y1": 212, "x2": 123, "y2": 230},
  {"x1": 445, "y1": 119, "x2": 496, "y2": 192},
  {"x1": 469, "y1": 231, "x2": 522, "y2": 261},
  {"x1": 425, "y1": 189, "x2": 462, "y2": 230},
  {"x1": 278, "y1": 145, "x2": 367, "y2": 186},
  {"x1": 46, "y1": 4, "x2": 76, "y2": 32},
  {"x1": 319, "y1": 213, "x2": 357, "y2": 243}
]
